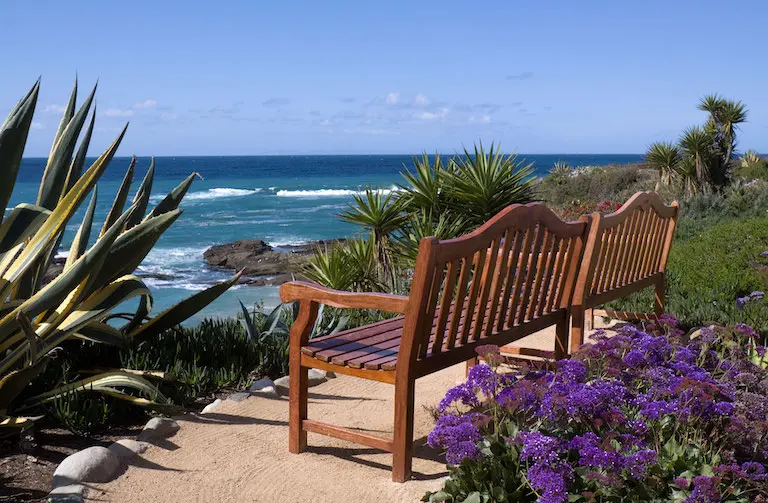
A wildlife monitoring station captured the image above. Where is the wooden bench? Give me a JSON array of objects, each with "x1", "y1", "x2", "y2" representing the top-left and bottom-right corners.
[
  {"x1": 279, "y1": 203, "x2": 589, "y2": 482},
  {"x1": 569, "y1": 191, "x2": 679, "y2": 352}
]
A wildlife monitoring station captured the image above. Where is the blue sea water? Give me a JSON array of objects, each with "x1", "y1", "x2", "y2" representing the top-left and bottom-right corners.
[{"x1": 7, "y1": 154, "x2": 642, "y2": 321}]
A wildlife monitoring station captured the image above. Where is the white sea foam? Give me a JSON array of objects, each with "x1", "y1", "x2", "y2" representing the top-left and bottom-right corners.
[
  {"x1": 183, "y1": 188, "x2": 260, "y2": 200},
  {"x1": 275, "y1": 186, "x2": 400, "y2": 198}
]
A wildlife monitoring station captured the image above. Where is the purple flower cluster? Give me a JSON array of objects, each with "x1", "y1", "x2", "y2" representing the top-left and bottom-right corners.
[
  {"x1": 427, "y1": 319, "x2": 768, "y2": 502},
  {"x1": 737, "y1": 290, "x2": 765, "y2": 309}
]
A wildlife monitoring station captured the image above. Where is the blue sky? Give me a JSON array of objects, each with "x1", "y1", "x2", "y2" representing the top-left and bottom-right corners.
[{"x1": 2, "y1": 0, "x2": 767, "y2": 156}]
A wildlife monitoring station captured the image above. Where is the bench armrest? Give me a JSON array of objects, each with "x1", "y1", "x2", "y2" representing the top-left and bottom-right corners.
[{"x1": 279, "y1": 281, "x2": 409, "y2": 314}]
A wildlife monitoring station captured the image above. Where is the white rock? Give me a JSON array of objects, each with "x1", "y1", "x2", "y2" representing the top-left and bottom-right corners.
[
  {"x1": 274, "y1": 376, "x2": 290, "y2": 390},
  {"x1": 250, "y1": 386, "x2": 278, "y2": 398},
  {"x1": 48, "y1": 483, "x2": 86, "y2": 501},
  {"x1": 273, "y1": 371, "x2": 328, "y2": 391},
  {"x1": 249, "y1": 377, "x2": 275, "y2": 392},
  {"x1": 200, "y1": 399, "x2": 223, "y2": 414},
  {"x1": 108, "y1": 439, "x2": 149, "y2": 460},
  {"x1": 52, "y1": 446, "x2": 120, "y2": 487},
  {"x1": 137, "y1": 417, "x2": 180, "y2": 442}
]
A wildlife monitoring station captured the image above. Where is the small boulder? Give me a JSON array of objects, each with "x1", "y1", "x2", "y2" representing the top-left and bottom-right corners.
[
  {"x1": 200, "y1": 399, "x2": 223, "y2": 414},
  {"x1": 273, "y1": 371, "x2": 328, "y2": 392},
  {"x1": 137, "y1": 417, "x2": 180, "y2": 442},
  {"x1": 108, "y1": 439, "x2": 149, "y2": 460},
  {"x1": 274, "y1": 376, "x2": 290, "y2": 391},
  {"x1": 52, "y1": 446, "x2": 120, "y2": 487},
  {"x1": 249, "y1": 378, "x2": 278, "y2": 397}
]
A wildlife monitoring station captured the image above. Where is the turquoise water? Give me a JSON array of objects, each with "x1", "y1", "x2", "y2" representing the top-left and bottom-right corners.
[{"x1": 8, "y1": 154, "x2": 642, "y2": 320}]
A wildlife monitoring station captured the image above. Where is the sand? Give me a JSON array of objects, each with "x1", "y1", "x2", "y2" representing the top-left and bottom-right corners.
[{"x1": 86, "y1": 325, "x2": 598, "y2": 503}]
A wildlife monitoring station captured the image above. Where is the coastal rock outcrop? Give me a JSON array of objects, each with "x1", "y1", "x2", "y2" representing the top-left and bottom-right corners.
[{"x1": 203, "y1": 238, "x2": 345, "y2": 285}]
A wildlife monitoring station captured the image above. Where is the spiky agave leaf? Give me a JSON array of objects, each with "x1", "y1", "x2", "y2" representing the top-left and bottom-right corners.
[
  {"x1": 0, "y1": 204, "x2": 51, "y2": 255},
  {"x1": 126, "y1": 271, "x2": 243, "y2": 341},
  {"x1": 126, "y1": 157, "x2": 155, "y2": 229},
  {"x1": 65, "y1": 187, "x2": 98, "y2": 269},
  {"x1": 0, "y1": 356, "x2": 48, "y2": 428},
  {"x1": 304, "y1": 244, "x2": 356, "y2": 291},
  {"x1": 398, "y1": 153, "x2": 446, "y2": 214},
  {"x1": 0, "y1": 81, "x2": 39, "y2": 223},
  {"x1": 100, "y1": 156, "x2": 135, "y2": 236},
  {"x1": 144, "y1": 172, "x2": 199, "y2": 220},
  {"x1": 37, "y1": 83, "x2": 97, "y2": 210},
  {"x1": 0, "y1": 125, "x2": 128, "y2": 299},
  {"x1": 61, "y1": 106, "x2": 96, "y2": 196},
  {"x1": 645, "y1": 141, "x2": 681, "y2": 187}
]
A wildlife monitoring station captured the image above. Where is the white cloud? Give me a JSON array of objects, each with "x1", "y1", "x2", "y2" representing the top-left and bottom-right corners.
[
  {"x1": 469, "y1": 115, "x2": 491, "y2": 124},
  {"x1": 104, "y1": 108, "x2": 135, "y2": 117},
  {"x1": 319, "y1": 119, "x2": 333, "y2": 126},
  {"x1": 385, "y1": 92, "x2": 400, "y2": 105},
  {"x1": 413, "y1": 93, "x2": 430, "y2": 106},
  {"x1": 343, "y1": 128, "x2": 400, "y2": 136},
  {"x1": 31, "y1": 121, "x2": 45, "y2": 129},
  {"x1": 133, "y1": 99, "x2": 157, "y2": 109},
  {"x1": 414, "y1": 107, "x2": 449, "y2": 121},
  {"x1": 44, "y1": 104, "x2": 66, "y2": 113}
]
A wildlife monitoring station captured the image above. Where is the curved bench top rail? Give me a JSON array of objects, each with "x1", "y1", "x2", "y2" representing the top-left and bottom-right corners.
[
  {"x1": 597, "y1": 191, "x2": 679, "y2": 231},
  {"x1": 435, "y1": 202, "x2": 588, "y2": 263}
]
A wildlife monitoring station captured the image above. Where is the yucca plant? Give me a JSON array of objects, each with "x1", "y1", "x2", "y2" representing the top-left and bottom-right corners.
[
  {"x1": 0, "y1": 80, "x2": 238, "y2": 428},
  {"x1": 547, "y1": 160, "x2": 573, "y2": 184},
  {"x1": 304, "y1": 237, "x2": 384, "y2": 292},
  {"x1": 393, "y1": 210, "x2": 465, "y2": 267},
  {"x1": 397, "y1": 153, "x2": 447, "y2": 214},
  {"x1": 339, "y1": 189, "x2": 406, "y2": 286},
  {"x1": 442, "y1": 142, "x2": 536, "y2": 226},
  {"x1": 644, "y1": 141, "x2": 680, "y2": 190}
]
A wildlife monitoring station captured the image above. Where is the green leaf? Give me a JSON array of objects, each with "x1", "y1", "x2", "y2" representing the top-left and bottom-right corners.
[
  {"x1": 0, "y1": 80, "x2": 39, "y2": 224},
  {"x1": 37, "y1": 83, "x2": 97, "y2": 210},
  {"x1": 127, "y1": 271, "x2": 242, "y2": 340},
  {"x1": 0, "y1": 204, "x2": 51, "y2": 254},
  {"x1": 239, "y1": 299, "x2": 257, "y2": 341},
  {"x1": 91, "y1": 209, "x2": 182, "y2": 288},
  {"x1": 0, "y1": 356, "x2": 48, "y2": 412},
  {"x1": 461, "y1": 492, "x2": 481, "y2": 503},
  {"x1": 61, "y1": 106, "x2": 96, "y2": 195},
  {"x1": 65, "y1": 187, "x2": 98, "y2": 269},
  {"x1": 126, "y1": 157, "x2": 155, "y2": 229},
  {"x1": 71, "y1": 322, "x2": 126, "y2": 346},
  {"x1": 144, "y1": 172, "x2": 199, "y2": 220},
  {"x1": 100, "y1": 156, "x2": 135, "y2": 236}
]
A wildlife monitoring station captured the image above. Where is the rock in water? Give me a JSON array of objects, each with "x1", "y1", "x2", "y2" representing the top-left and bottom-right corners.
[{"x1": 203, "y1": 239, "x2": 307, "y2": 278}]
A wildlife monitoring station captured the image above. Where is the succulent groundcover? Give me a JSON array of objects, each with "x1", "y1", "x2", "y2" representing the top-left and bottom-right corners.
[{"x1": 424, "y1": 317, "x2": 768, "y2": 503}]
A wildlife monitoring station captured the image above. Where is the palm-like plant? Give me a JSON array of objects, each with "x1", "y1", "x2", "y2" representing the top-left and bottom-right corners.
[
  {"x1": 393, "y1": 210, "x2": 466, "y2": 266},
  {"x1": 547, "y1": 161, "x2": 573, "y2": 184},
  {"x1": 0, "y1": 80, "x2": 238, "y2": 427},
  {"x1": 679, "y1": 126, "x2": 715, "y2": 192},
  {"x1": 339, "y1": 189, "x2": 405, "y2": 286},
  {"x1": 698, "y1": 94, "x2": 748, "y2": 186},
  {"x1": 442, "y1": 142, "x2": 536, "y2": 227},
  {"x1": 397, "y1": 153, "x2": 446, "y2": 214},
  {"x1": 645, "y1": 142, "x2": 681, "y2": 190}
]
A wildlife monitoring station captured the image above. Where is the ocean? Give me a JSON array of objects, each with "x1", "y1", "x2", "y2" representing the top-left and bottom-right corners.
[{"x1": 8, "y1": 154, "x2": 643, "y2": 321}]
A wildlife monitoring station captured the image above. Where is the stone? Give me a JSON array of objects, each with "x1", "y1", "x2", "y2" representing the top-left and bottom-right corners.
[
  {"x1": 273, "y1": 371, "x2": 328, "y2": 392},
  {"x1": 200, "y1": 399, "x2": 223, "y2": 414},
  {"x1": 48, "y1": 484, "x2": 86, "y2": 502},
  {"x1": 325, "y1": 371, "x2": 337, "y2": 379},
  {"x1": 52, "y1": 446, "x2": 120, "y2": 487},
  {"x1": 108, "y1": 439, "x2": 149, "y2": 460},
  {"x1": 274, "y1": 376, "x2": 290, "y2": 390},
  {"x1": 249, "y1": 378, "x2": 278, "y2": 397},
  {"x1": 137, "y1": 417, "x2": 180, "y2": 442},
  {"x1": 228, "y1": 392, "x2": 250, "y2": 402}
]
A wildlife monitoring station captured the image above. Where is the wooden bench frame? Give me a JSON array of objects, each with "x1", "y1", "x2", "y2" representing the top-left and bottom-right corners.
[
  {"x1": 569, "y1": 191, "x2": 679, "y2": 352},
  {"x1": 280, "y1": 203, "x2": 589, "y2": 482}
]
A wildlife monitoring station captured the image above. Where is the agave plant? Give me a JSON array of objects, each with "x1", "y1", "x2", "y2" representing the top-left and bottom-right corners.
[
  {"x1": 397, "y1": 153, "x2": 447, "y2": 214},
  {"x1": 393, "y1": 210, "x2": 465, "y2": 266},
  {"x1": 644, "y1": 141, "x2": 680, "y2": 190},
  {"x1": 304, "y1": 237, "x2": 383, "y2": 292},
  {"x1": 0, "y1": 80, "x2": 238, "y2": 427}
]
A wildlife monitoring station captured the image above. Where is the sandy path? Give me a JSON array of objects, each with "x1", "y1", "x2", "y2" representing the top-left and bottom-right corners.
[{"x1": 87, "y1": 327, "x2": 576, "y2": 503}]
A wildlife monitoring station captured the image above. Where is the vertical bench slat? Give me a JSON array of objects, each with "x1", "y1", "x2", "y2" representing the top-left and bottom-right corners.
[
  {"x1": 639, "y1": 213, "x2": 662, "y2": 278},
  {"x1": 609, "y1": 212, "x2": 638, "y2": 290},
  {"x1": 486, "y1": 230, "x2": 513, "y2": 335},
  {"x1": 526, "y1": 230, "x2": 552, "y2": 321},
  {"x1": 621, "y1": 208, "x2": 648, "y2": 285},
  {"x1": 536, "y1": 235, "x2": 561, "y2": 318},
  {"x1": 419, "y1": 264, "x2": 444, "y2": 359},
  {"x1": 497, "y1": 230, "x2": 526, "y2": 332},
  {"x1": 431, "y1": 259, "x2": 458, "y2": 355},
  {"x1": 628, "y1": 209, "x2": 654, "y2": 283},
  {"x1": 445, "y1": 256, "x2": 471, "y2": 350},
  {"x1": 459, "y1": 249, "x2": 486, "y2": 344},
  {"x1": 470, "y1": 238, "x2": 501, "y2": 343},
  {"x1": 515, "y1": 224, "x2": 545, "y2": 326},
  {"x1": 546, "y1": 235, "x2": 569, "y2": 312}
]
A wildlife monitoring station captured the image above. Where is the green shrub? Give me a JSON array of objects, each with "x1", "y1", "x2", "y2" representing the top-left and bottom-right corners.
[{"x1": 608, "y1": 217, "x2": 768, "y2": 334}]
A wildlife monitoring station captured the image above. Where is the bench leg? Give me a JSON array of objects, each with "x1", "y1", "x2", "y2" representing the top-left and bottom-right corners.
[
  {"x1": 392, "y1": 378, "x2": 415, "y2": 483},
  {"x1": 289, "y1": 357, "x2": 308, "y2": 454},
  {"x1": 555, "y1": 317, "x2": 569, "y2": 360},
  {"x1": 585, "y1": 308, "x2": 595, "y2": 330},
  {"x1": 654, "y1": 276, "x2": 665, "y2": 317},
  {"x1": 570, "y1": 307, "x2": 585, "y2": 355},
  {"x1": 465, "y1": 357, "x2": 478, "y2": 377}
]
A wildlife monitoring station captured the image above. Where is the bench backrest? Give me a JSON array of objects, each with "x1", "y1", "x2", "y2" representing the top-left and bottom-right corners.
[
  {"x1": 573, "y1": 191, "x2": 679, "y2": 309},
  {"x1": 400, "y1": 203, "x2": 589, "y2": 372}
]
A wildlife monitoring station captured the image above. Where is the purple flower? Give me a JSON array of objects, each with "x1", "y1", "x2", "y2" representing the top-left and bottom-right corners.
[
  {"x1": 427, "y1": 413, "x2": 483, "y2": 465},
  {"x1": 555, "y1": 359, "x2": 587, "y2": 384},
  {"x1": 527, "y1": 462, "x2": 572, "y2": 503},
  {"x1": 686, "y1": 475, "x2": 721, "y2": 503},
  {"x1": 466, "y1": 364, "x2": 497, "y2": 397},
  {"x1": 733, "y1": 323, "x2": 759, "y2": 340},
  {"x1": 757, "y1": 346, "x2": 767, "y2": 357},
  {"x1": 438, "y1": 383, "x2": 479, "y2": 412},
  {"x1": 760, "y1": 250, "x2": 768, "y2": 257},
  {"x1": 674, "y1": 476, "x2": 690, "y2": 489}
]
